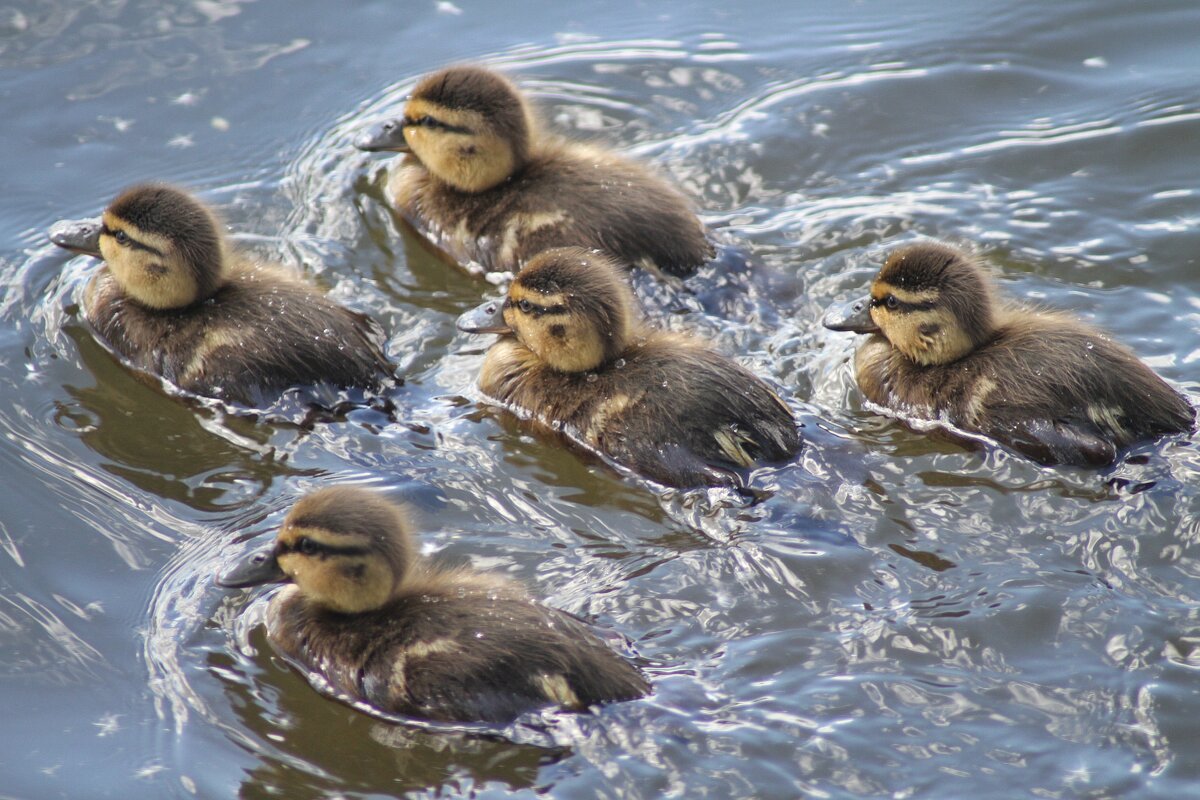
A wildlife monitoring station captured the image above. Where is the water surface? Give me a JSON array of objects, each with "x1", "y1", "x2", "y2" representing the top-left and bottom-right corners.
[{"x1": 2, "y1": 1, "x2": 1200, "y2": 797}]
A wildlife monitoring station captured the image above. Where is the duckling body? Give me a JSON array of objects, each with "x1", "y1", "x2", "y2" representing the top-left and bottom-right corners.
[
  {"x1": 51, "y1": 184, "x2": 392, "y2": 406},
  {"x1": 219, "y1": 487, "x2": 648, "y2": 724},
  {"x1": 459, "y1": 247, "x2": 800, "y2": 488},
  {"x1": 823, "y1": 242, "x2": 1193, "y2": 466},
  {"x1": 357, "y1": 66, "x2": 714, "y2": 277}
]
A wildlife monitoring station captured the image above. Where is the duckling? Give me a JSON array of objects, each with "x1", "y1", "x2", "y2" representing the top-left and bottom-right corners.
[
  {"x1": 218, "y1": 486, "x2": 649, "y2": 724},
  {"x1": 49, "y1": 183, "x2": 393, "y2": 406},
  {"x1": 822, "y1": 241, "x2": 1194, "y2": 467},
  {"x1": 457, "y1": 247, "x2": 800, "y2": 489},
  {"x1": 355, "y1": 65, "x2": 715, "y2": 277}
]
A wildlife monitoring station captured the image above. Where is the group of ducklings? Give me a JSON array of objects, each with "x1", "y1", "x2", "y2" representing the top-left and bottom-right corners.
[{"x1": 48, "y1": 65, "x2": 1193, "y2": 725}]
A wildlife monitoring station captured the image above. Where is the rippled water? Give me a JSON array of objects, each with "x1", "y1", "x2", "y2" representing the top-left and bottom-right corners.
[{"x1": 3, "y1": 0, "x2": 1200, "y2": 797}]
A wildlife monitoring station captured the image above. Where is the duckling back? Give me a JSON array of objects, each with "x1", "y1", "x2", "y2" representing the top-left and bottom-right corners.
[
  {"x1": 265, "y1": 571, "x2": 649, "y2": 723},
  {"x1": 85, "y1": 261, "x2": 391, "y2": 406},
  {"x1": 393, "y1": 141, "x2": 715, "y2": 276}
]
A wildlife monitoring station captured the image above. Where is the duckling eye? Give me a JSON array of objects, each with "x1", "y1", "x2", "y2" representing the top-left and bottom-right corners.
[
  {"x1": 517, "y1": 299, "x2": 533, "y2": 313},
  {"x1": 114, "y1": 229, "x2": 130, "y2": 246},
  {"x1": 885, "y1": 295, "x2": 899, "y2": 310},
  {"x1": 296, "y1": 537, "x2": 319, "y2": 556}
]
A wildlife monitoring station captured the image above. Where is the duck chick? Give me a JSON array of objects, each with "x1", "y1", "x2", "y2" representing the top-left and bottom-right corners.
[
  {"x1": 49, "y1": 183, "x2": 393, "y2": 406},
  {"x1": 457, "y1": 247, "x2": 800, "y2": 489},
  {"x1": 219, "y1": 486, "x2": 649, "y2": 724},
  {"x1": 355, "y1": 65, "x2": 714, "y2": 277},
  {"x1": 823, "y1": 241, "x2": 1194, "y2": 466}
]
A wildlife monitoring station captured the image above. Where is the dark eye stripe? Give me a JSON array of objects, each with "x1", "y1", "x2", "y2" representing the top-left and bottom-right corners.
[
  {"x1": 507, "y1": 297, "x2": 568, "y2": 317},
  {"x1": 279, "y1": 538, "x2": 370, "y2": 558},
  {"x1": 100, "y1": 224, "x2": 164, "y2": 257},
  {"x1": 871, "y1": 295, "x2": 936, "y2": 313},
  {"x1": 402, "y1": 115, "x2": 473, "y2": 135}
]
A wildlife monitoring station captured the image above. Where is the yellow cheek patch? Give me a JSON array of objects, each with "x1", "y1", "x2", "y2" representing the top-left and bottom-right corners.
[
  {"x1": 519, "y1": 317, "x2": 606, "y2": 373},
  {"x1": 100, "y1": 239, "x2": 198, "y2": 310},
  {"x1": 400, "y1": 103, "x2": 513, "y2": 193},
  {"x1": 877, "y1": 307, "x2": 975, "y2": 366}
]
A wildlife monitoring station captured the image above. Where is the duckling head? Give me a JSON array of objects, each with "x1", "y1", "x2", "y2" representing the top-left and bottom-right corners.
[
  {"x1": 823, "y1": 242, "x2": 998, "y2": 365},
  {"x1": 458, "y1": 247, "x2": 637, "y2": 373},
  {"x1": 49, "y1": 183, "x2": 227, "y2": 310},
  {"x1": 355, "y1": 65, "x2": 533, "y2": 193},
  {"x1": 219, "y1": 487, "x2": 415, "y2": 615}
]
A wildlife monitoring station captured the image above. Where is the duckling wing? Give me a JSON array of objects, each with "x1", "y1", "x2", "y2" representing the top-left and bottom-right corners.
[
  {"x1": 362, "y1": 598, "x2": 646, "y2": 724},
  {"x1": 977, "y1": 324, "x2": 1191, "y2": 466},
  {"x1": 425, "y1": 148, "x2": 714, "y2": 276},
  {"x1": 600, "y1": 348, "x2": 801, "y2": 488},
  {"x1": 179, "y1": 276, "x2": 393, "y2": 404}
]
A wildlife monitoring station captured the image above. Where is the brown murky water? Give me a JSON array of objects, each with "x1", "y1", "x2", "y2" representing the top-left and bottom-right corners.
[{"x1": 2, "y1": 1, "x2": 1200, "y2": 797}]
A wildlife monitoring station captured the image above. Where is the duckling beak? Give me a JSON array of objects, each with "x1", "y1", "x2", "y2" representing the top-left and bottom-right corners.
[
  {"x1": 217, "y1": 546, "x2": 288, "y2": 589},
  {"x1": 354, "y1": 119, "x2": 410, "y2": 153},
  {"x1": 822, "y1": 295, "x2": 880, "y2": 334},
  {"x1": 456, "y1": 299, "x2": 511, "y2": 334},
  {"x1": 48, "y1": 217, "x2": 103, "y2": 258}
]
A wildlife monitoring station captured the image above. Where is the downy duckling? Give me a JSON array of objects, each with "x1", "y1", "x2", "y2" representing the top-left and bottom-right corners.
[
  {"x1": 49, "y1": 183, "x2": 393, "y2": 406},
  {"x1": 355, "y1": 65, "x2": 714, "y2": 277},
  {"x1": 457, "y1": 247, "x2": 801, "y2": 489},
  {"x1": 823, "y1": 241, "x2": 1194, "y2": 467},
  {"x1": 218, "y1": 486, "x2": 649, "y2": 724}
]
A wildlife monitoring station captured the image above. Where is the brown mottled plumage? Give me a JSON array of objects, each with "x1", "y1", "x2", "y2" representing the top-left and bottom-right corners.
[
  {"x1": 49, "y1": 184, "x2": 392, "y2": 406},
  {"x1": 218, "y1": 487, "x2": 649, "y2": 724},
  {"x1": 457, "y1": 247, "x2": 801, "y2": 488},
  {"x1": 823, "y1": 241, "x2": 1194, "y2": 466},
  {"x1": 355, "y1": 65, "x2": 714, "y2": 276}
]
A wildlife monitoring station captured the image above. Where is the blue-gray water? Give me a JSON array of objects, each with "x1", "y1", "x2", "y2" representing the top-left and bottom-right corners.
[{"x1": 2, "y1": 1, "x2": 1200, "y2": 797}]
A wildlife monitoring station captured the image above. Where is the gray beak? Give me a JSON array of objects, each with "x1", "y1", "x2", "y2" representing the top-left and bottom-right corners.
[
  {"x1": 456, "y1": 298, "x2": 511, "y2": 334},
  {"x1": 48, "y1": 217, "x2": 103, "y2": 258},
  {"x1": 822, "y1": 295, "x2": 880, "y2": 334},
  {"x1": 217, "y1": 546, "x2": 287, "y2": 589},
  {"x1": 354, "y1": 119, "x2": 410, "y2": 152}
]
